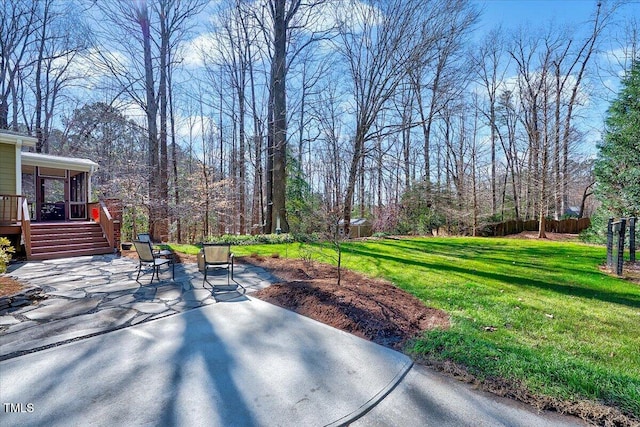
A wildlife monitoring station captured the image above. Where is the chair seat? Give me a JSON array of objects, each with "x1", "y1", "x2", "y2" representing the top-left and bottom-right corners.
[{"x1": 150, "y1": 258, "x2": 171, "y2": 266}]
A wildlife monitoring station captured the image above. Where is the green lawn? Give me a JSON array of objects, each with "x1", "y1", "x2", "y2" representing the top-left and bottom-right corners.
[{"x1": 171, "y1": 237, "x2": 640, "y2": 416}]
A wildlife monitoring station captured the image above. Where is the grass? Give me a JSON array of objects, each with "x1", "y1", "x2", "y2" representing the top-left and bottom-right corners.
[
  {"x1": 166, "y1": 243, "x2": 201, "y2": 256},
  {"x1": 169, "y1": 237, "x2": 640, "y2": 417}
]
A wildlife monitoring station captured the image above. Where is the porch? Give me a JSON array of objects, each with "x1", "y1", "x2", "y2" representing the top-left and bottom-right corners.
[
  {"x1": 0, "y1": 194, "x2": 120, "y2": 260},
  {"x1": 0, "y1": 129, "x2": 121, "y2": 260}
]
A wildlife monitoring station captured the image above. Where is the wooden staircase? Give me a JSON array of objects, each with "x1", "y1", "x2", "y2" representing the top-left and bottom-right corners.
[{"x1": 29, "y1": 222, "x2": 114, "y2": 260}]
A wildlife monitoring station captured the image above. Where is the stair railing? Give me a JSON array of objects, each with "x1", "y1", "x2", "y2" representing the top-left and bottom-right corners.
[
  {"x1": 20, "y1": 197, "x2": 32, "y2": 258},
  {"x1": 90, "y1": 201, "x2": 115, "y2": 251}
]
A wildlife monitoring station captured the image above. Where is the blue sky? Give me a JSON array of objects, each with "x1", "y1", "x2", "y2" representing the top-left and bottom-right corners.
[
  {"x1": 474, "y1": 0, "x2": 640, "y2": 154},
  {"x1": 476, "y1": 0, "x2": 610, "y2": 30}
]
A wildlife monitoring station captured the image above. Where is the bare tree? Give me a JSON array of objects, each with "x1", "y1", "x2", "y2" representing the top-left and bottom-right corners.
[
  {"x1": 496, "y1": 90, "x2": 523, "y2": 220},
  {"x1": 472, "y1": 27, "x2": 510, "y2": 217},
  {"x1": 92, "y1": 0, "x2": 205, "y2": 241},
  {"x1": 0, "y1": 1, "x2": 38, "y2": 130},
  {"x1": 337, "y1": 0, "x2": 413, "y2": 236},
  {"x1": 261, "y1": 0, "x2": 301, "y2": 234},
  {"x1": 556, "y1": 2, "x2": 609, "y2": 217},
  {"x1": 335, "y1": 0, "x2": 475, "y2": 237},
  {"x1": 250, "y1": 0, "x2": 330, "y2": 233},
  {"x1": 29, "y1": 0, "x2": 90, "y2": 153},
  {"x1": 411, "y1": 0, "x2": 478, "y2": 205}
]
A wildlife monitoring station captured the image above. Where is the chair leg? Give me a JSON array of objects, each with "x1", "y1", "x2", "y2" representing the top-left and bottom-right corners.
[{"x1": 136, "y1": 262, "x2": 142, "y2": 283}]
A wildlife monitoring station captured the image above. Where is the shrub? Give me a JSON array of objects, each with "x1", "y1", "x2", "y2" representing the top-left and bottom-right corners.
[
  {"x1": 204, "y1": 233, "x2": 295, "y2": 246},
  {"x1": 291, "y1": 232, "x2": 320, "y2": 243},
  {"x1": 0, "y1": 237, "x2": 16, "y2": 273},
  {"x1": 580, "y1": 208, "x2": 610, "y2": 244}
]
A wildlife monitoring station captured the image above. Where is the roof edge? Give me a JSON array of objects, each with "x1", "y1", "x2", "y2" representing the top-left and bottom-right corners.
[
  {"x1": 21, "y1": 152, "x2": 99, "y2": 172},
  {"x1": 0, "y1": 130, "x2": 37, "y2": 147}
]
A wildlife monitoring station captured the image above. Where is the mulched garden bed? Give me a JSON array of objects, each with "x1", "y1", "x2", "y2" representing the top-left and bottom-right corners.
[{"x1": 242, "y1": 254, "x2": 449, "y2": 350}]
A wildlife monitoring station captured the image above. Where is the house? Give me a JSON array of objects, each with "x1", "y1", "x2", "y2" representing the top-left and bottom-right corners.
[
  {"x1": 0, "y1": 130, "x2": 119, "y2": 260},
  {"x1": 564, "y1": 206, "x2": 581, "y2": 218},
  {"x1": 337, "y1": 218, "x2": 373, "y2": 238}
]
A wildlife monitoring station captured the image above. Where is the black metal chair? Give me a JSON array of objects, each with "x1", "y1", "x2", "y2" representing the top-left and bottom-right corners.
[{"x1": 133, "y1": 240, "x2": 174, "y2": 284}]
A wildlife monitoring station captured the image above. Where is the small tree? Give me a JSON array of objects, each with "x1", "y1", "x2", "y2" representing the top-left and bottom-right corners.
[
  {"x1": 324, "y1": 210, "x2": 345, "y2": 287},
  {"x1": 297, "y1": 208, "x2": 346, "y2": 286},
  {"x1": 594, "y1": 59, "x2": 640, "y2": 217},
  {"x1": 286, "y1": 156, "x2": 324, "y2": 235}
]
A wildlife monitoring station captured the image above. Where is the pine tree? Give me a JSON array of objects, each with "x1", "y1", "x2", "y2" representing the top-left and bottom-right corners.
[{"x1": 594, "y1": 59, "x2": 640, "y2": 216}]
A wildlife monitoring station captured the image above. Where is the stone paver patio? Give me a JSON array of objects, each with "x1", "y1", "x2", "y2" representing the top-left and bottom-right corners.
[{"x1": 0, "y1": 255, "x2": 278, "y2": 360}]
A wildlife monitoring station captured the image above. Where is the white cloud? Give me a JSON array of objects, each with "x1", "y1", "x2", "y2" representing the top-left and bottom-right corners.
[
  {"x1": 181, "y1": 0, "x2": 380, "y2": 68},
  {"x1": 181, "y1": 32, "x2": 222, "y2": 67},
  {"x1": 46, "y1": 47, "x2": 129, "y2": 90}
]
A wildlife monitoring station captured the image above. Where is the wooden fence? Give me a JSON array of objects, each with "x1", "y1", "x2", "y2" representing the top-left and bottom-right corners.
[{"x1": 488, "y1": 218, "x2": 591, "y2": 237}]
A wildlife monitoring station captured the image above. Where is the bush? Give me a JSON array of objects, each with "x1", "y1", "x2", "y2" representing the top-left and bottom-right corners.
[
  {"x1": 372, "y1": 232, "x2": 389, "y2": 238},
  {"x1": 291, "y1": 232, "x2": 320, "y2": 243},
  {"x1": 204, "y1": 233, "x2": 295, "y2": 246},
  {"x1": 580, "y1": 209, "x2": 610, "y2": 244},
  {"x1": 396, "y1": 182, "x2": 446, "y2": 235},
  {"x1": 397, "y1": 208, "x2": 445, "y2": 235},
  {"x1": 0, "y1": 237, "x2": 16, "y2": 273}
]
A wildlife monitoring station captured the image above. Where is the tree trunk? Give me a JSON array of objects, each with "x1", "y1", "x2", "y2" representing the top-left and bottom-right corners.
[
  {"x1": 359, "y1": 148, "x2": 366, "y2": 217},
  {"x1": 238, "y1": 78, "x2": 246, "y2": 235},
  {"x1": 168, "y1": 50, "x2": 180, "y2": 243},
  {"x1": 343, "y1": 132, "x2": 365, "y2": 238},
  {"x1": 579, "y1": 182, "x2": 594, "y2": 218},
  {"x1": 199, "y1": 101, "x2": 209, "y2": 238},
  {"x1": 137, "y1": 3, "x2": 160, "y2": 240},
  {"x1": 265, "y1": 96, "x2": 274, "y2": 233},
  {"x1": 554, "y1": 63, "x2": 562, "y2": 220},
  {"x1": 158, "y1": 7, "x2": 169, "y2": 242},
  {"x1": 269, "y1": 0, "x2": 290, "y2": 233},
  {"x1": 34, "y1": 1, "x2": 49, "y2": 153}
]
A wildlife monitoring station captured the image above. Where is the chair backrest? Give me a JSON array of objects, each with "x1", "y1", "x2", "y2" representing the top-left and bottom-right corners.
[
  {"x1": 137, "y1": 233, "x2": 152, "y2": 243},
  {"x1": 202, "y1": 243, "x2": 230, "y2": 265},
  {"x1": 133, "y1": 240, "x2": 155, "y2": 262}
]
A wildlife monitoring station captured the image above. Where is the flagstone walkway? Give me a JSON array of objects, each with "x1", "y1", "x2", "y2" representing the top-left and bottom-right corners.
[{"x1": 0, "y1": 254, "x2": 277, "y2": 360}]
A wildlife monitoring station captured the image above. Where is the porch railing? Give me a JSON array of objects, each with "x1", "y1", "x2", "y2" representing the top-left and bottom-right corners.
[
  {"x1": 0, "y1": 194, "x2": 21, "y2": 224},
  {"x1": 0, "y1": 194, "x2": 31, "y2": 257},
  {"x1": 21, "y1": 198, "x2": 32, "y2": 258}
]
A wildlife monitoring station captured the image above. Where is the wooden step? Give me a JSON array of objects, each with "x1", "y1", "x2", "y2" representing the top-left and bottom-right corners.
[
  {"x1": 30, "y1": 231, "x2": 105, "y2": 242},
  {"x1": 31, "y1": 235, "x2": 107, "y2": 247},
  {"x1": 31, "y1": 223, "x2": 102, "y2": 234},
  {"x1": 28, "y1": 221, "x2": 113, "y2": 260},
  {"x1": 29, "y1": 246, "x2": 114, "y2": 261},
  {"x1": 30, "y1": 221, "x2": 96, "y2": 227},
  {"x1": 31, "y1": 240, "x2": 111, "y2": 253}
]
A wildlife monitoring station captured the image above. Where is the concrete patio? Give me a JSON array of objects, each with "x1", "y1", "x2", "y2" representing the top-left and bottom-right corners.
[{"x1": 0, "y1": 254, "x2": 276, "y2": 360}]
